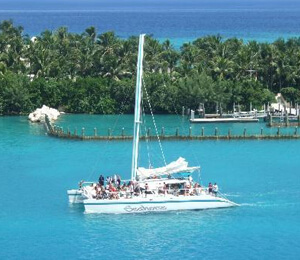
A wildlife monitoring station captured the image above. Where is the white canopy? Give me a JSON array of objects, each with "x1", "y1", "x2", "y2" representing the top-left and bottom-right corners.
[{"x1": 137, "y1": 157, "x2": 200, "y2": 180}]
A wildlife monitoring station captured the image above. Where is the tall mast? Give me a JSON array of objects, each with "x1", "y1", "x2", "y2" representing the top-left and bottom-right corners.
[{"x1": 131, "y1": 34, "x2": 145, "y2": 181}]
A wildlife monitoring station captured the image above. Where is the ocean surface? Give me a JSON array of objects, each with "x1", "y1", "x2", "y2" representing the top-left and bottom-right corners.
[
  {"x1": 1, "y1": 0, "x2": 300, "y2": 47},
  {"x1": 0, "y1": 115, "x2": 300, "y2": 259}
]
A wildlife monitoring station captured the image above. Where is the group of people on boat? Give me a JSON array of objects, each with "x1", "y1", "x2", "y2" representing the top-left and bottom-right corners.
[
  {"x1": 79, "y1": 174, "x2": 220, "y2": 200},
  {"x1": 98, "y1": 174, "x2": 121, "y2": 187},
  {"x1": 92, "y1": 174, "x2": 134, "y2": 200}
]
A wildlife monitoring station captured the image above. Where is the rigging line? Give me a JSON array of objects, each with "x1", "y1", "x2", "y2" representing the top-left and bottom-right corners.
[
  {"x1": 142, "y1": 78, "x2": 167, "y2": 166},
  {"x1": 86, "y1": 91, "x2": 131, "y2": 181},
  {"x1": 192, "y1": 152, "x2": 202, "y2": 184},
  {"x1": 161, "y1": 76, "x2": 202, "y2": 181},
  {"x1": 140, "y1": 106, "x2": 169, "y2": 168},
  {"x1": 141, "y1": 104, "x2": 152, "y2": 168}
]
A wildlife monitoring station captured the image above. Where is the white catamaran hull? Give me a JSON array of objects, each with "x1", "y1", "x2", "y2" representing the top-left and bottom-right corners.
[
  {"x1": 67, "y1": 189, "x2": 84, "y2": 204},
  {"x1": 84, "y1": 195, "x2": 237, "y2": 214}
]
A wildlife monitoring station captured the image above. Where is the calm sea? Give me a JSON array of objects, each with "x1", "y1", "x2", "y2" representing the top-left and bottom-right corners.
[
  {"x1": 0, "y1": 115, "x2": 300, "y2": 259},
  {"x1": 1, "y1": 0, "x2": 300, "y2": 47}
]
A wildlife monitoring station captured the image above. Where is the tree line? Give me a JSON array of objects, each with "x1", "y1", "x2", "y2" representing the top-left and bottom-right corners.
[{"x1": 0, "y1": 20, "x2": 300, "y2": 115}]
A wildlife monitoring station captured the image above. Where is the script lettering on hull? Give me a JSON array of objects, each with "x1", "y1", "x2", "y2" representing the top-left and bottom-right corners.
[{"x1": 124, "y1": 205, "x2": 167, "y2": 213}]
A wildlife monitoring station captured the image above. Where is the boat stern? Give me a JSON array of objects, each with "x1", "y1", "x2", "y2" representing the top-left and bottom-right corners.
[{"x1": 67, "y1": 189, "x2": 84, "y2": 204}]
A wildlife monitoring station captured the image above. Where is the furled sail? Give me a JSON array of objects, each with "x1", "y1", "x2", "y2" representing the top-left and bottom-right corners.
[{"x1": 137, "y1": 157, "x2": 200, "y2": 180}]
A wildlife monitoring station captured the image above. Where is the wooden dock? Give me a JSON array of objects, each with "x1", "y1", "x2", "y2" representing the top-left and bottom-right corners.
[
  {"x1": 190, "y1": 117, "x2": 259, "y2": 123},
  {"x1": 45, "y1": 116, "x2": 300, "y2": 141},
  {"x1": 267, "y1": 114, "x2": 300, "y2": 127}
]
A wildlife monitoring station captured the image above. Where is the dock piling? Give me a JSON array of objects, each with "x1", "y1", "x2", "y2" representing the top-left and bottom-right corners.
[
  {"x1": 161, "y1": 127, "x2": 165, "y2": 137},
  {"x1": 285, "y1": 113, "x2": 289, "y2": 126},
  {"x1": 44, "y1": 119, "x2": 300, "y2": 141},
  {"x1": 191, "y1": 110, "x2": 195, "y2": 120}
]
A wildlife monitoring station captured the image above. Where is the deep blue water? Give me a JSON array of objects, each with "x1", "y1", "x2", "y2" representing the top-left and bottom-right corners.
[
  {"x1": 1, "y1": 0, "x2": 300, "y2": 47},
  {"x1": 0, "y1": 116, "x2": 300, "y2": 259}
]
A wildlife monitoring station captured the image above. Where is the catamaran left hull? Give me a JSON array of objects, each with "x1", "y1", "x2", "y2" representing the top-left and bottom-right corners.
[
  {"x1": 84, "y1": 196, "x2": 237, "y2": 214},
  {"x1": 67, "y1": 189, "x2": 84, "y2": 204}
]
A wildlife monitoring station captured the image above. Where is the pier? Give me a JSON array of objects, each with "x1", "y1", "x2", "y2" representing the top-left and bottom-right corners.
[
  {"x1": 267, "y1": 114, "x2": 300, "y2": 127},
  {"x1": 188, "y1": 99, "x2": 300, "y2": 127},
  {"x1": 190, "y1": 117, "x2": 259, "y2": 123},
  {"x1": 45, "y1": 116, "x2": 300, "y2": 141}
]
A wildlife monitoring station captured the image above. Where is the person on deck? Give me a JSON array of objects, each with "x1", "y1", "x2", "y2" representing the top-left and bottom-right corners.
[
  {"x1": 78, "y1": 180, "x2": 84, "y2": 188},
  {"x1": 129, "y1": 182, "x2": 134, "y2": 198},
  {"x1": 188, "y1": 175, "x2": 193, "y2": 185},
  {"x1": 163, "y1": 182, "x2": 168, "y2": 196},
  {"x1": 213, "y1": 183, "x2": 219, "y2": 197},
  {"x1": 208, "y1": 183, "x2": 213, "y2": 194},
  {"x1": 117, "y1": 175, "x2": 121, "y2": 186},
  {"x1": 99, "y1": 175, "x2": 104, "y2": 186},
  {"x1": 113, "y1": 174, "x2": 118, "y2": 184}
]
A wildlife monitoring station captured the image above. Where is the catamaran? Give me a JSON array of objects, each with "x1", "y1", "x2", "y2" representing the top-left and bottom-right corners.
[{"x1": 67, "y1": 34, "x2": 238, "y2": 214}]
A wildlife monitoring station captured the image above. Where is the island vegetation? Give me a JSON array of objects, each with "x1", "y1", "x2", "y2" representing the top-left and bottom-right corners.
[{"x1": 0, "y1": 20, "x2": 300, "y2": 115}]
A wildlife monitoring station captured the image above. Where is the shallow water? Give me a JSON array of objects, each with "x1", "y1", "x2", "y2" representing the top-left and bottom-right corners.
[{"x1": 0, "y1": 116, "x2": 299, "y2": 259}]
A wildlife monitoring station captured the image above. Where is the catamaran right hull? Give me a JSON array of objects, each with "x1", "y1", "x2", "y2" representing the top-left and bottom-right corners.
[{"x1": 84, "y1": 196, "x2": 237, "y2": 214}]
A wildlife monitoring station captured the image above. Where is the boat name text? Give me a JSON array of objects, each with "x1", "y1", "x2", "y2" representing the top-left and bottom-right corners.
[{"x1": 124, "y1": 205, "x2": 167, "y2": 212}]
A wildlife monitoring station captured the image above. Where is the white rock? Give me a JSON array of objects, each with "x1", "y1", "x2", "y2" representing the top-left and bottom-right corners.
[{"x1": 28, "y1": 105, "x2": 61, "y2": 122}]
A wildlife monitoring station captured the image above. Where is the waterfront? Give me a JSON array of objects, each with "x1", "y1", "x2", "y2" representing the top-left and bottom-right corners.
[{"x1": 0, "y1": 116, "x2": 300, "y2": 259}]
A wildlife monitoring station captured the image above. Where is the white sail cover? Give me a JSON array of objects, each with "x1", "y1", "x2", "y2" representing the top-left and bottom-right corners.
[{"x1": 137, "y1": 157, "x2": 200, "y2": 180}]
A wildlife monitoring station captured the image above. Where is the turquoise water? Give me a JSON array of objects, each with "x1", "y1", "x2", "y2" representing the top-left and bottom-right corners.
[{"x1": 1, "y1": 115, "x2": 300, "y2": 259}]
